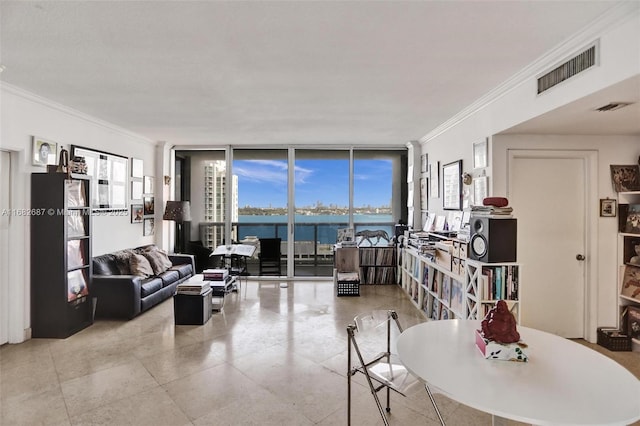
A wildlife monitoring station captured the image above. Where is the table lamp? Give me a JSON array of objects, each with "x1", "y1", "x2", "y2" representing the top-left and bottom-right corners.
[{"x1": 163, "y1": 200, "x2": 192, "y2": 253}]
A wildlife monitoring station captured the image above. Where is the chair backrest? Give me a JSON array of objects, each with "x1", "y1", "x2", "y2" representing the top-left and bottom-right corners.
[
  {"x1": 335, "y1": 247, "x2": 359, "y2": 273},
  {"x1": 352, "y1": 310, "x2": 404, "y2": 356},
  {"x1": 259, "y1": 238, "x2": 281, "y2": 259}
]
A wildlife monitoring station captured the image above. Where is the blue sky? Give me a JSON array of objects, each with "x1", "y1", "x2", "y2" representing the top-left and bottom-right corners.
[{"x1": 233, "y1": 159, "x2": 392, "y2": 208}]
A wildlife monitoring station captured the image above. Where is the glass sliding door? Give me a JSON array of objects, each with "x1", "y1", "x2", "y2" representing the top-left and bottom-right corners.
[
  {"x1": 353, "y1": 150, "x2": 406, "y2": 245},
  {"x1": 233, "y1": 149, "x2": 288, "y2": 275},
  {"x1": 294, "y1": 149, "x2": 349, "y2": 276}
]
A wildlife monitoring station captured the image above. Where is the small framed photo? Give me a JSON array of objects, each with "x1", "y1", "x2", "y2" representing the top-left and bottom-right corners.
[
  {"x1": 143, "y1": 218, "x2": 155, "y2": 236},
  {"x1": 143, "y1": 196, "x2": 154, "y2": 215},
  {"x1": 599, "y1": 198, "x2": 617, "y2": 217},
  {"x1": 131, "y1": 180, "x2": 143, "y2": 200},
  {"x1": 131, "y1": 158, "x2": 143, "y2": 178},
  {"x1": 473, "y1": 138, "x2": 488, "y2": 169},
  {"x1": 32, "y1": 136, "x2": 58, "y2": 166},
  {"x1": 143, "y1": 176, "x2": 154, "y2": 194},
  {"x1": 420, "y1": 154, "x2": 428, "y2": 174},
  {"x1": 131, "y1": 204, "x2": 143, "y2": 223}
]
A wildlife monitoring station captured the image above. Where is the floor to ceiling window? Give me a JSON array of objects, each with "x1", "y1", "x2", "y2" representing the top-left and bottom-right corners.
[
  {"x1": 174, "y1": 147, "x2": 406, "y2": 278},
  {"x1": 294, "y1": 149, "x2": 350, "y2": 276},
  {"x1": 353, "y1": 150, "x2": 405, "y2": 245},
  {"x1": 232, "y1": 149, "x2": 288, "y2": 272}
]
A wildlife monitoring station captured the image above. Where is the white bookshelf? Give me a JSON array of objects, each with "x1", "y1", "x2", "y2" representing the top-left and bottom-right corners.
[
  {"x1": 400, "y1": 245, "x2": 521, "y2": 322},
  {"x1": 617, "y1": 191, "x2": 640, "y2": 352}
]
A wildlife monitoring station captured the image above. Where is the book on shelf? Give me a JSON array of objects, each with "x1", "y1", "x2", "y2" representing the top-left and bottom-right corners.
[
  {"x1": 623, "y1": 204, "x2": 640, "y2": 234},
  {"x1": 441, "y1": 275, "x2": 451, "y2": 305},
  {"x1": 620, "y1": 264, "x2": 640, "y2": 302},
  {"x1": 450, "y1": 279, "x2": 464, "y2": 314},
  {"x1": 625, "y1": 306, "x2": 640, "y2": 339}
]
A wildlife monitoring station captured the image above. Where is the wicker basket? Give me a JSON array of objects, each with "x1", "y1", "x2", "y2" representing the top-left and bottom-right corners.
[{"x1": 597, "y1": 327, "x2": 631, "y2": 351}]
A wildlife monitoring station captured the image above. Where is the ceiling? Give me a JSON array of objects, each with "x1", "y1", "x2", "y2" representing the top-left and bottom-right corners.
[{"x1": 0, "y1": 1, "x2": 633, "y2": 147}]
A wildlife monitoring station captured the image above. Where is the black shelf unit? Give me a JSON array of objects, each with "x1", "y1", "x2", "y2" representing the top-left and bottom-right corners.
[{"x1": 31, "y1": 173, "x2": 93, "y2": 338}]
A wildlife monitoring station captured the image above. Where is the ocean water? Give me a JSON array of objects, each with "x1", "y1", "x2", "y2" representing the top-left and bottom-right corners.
[{"x1": 237, "y1": 214, "x2": 393, "y2": 244}]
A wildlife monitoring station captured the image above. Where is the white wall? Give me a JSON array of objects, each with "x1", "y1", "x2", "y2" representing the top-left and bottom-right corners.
[
  {"x1": 420, "y1": 6, "x2": 640, "y2": 337},
  {"x1": 0, "y1": 84, "x2": 158, "y2": 342}
]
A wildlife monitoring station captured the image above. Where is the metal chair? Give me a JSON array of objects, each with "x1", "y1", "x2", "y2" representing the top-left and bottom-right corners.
[
  {"x1": 258, "y1": 237, "x2": 282, "y2": 275},
  {"x1": 347, "y1": 310, "x2": 444, "y2": 425}
]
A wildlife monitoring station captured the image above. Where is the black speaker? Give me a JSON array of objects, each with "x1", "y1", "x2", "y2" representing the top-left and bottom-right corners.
[{"x1": 468, "y1": 217, "x2": 517, "y2": 263}]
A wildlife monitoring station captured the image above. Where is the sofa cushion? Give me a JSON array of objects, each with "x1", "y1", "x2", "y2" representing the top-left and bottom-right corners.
[
  {"x1": 112, "y1": 249, "x2": 134, "y2": 275},
  {"x1": 140, "y1": 277, "x2": 163, "y2": 298},
  {"x1": 93, "y1": 254, "x2": 119, "y2": 275},
  {"x1": 158, "y1": 270, "x2": 180, "y2": 287},
  {"x1": 142, "y1": 247, "x2": 173, "y2": 275},
  {"x1": 169, "y1": 263, "x2": 193, "y2": 278},
  {"x1": 130, "y1": 254, "x2": 154, "y2": 277}
]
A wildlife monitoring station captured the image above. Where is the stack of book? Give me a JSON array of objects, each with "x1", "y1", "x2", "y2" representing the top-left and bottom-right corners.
[
  {"x1": 176, "y1": 281, "x2": 211, "y2": 295},
  {"x1": 203, "y1": 268, "x2": 229, "y2": 281},
  {"x1": 471, "y1": 205, "x2": 514, "y2": 218}
]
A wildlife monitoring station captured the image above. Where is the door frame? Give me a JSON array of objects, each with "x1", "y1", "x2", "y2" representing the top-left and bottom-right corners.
[{"x1": 507, "y1": 149, "x2": 598, "y2": 342}]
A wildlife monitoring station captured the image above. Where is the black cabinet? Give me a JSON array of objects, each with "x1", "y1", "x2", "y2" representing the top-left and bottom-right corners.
[{"x1": 31, "y1": 173, "x2": 93, "y2": 338}]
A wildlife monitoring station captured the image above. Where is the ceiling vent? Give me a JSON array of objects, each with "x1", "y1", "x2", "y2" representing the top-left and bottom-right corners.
[
  {"x1": 594, "y1": 102, "x2": 633, "y2": 112},
  {"x1": 537, "y1": 45, "x2": 597, "y2": 94}
]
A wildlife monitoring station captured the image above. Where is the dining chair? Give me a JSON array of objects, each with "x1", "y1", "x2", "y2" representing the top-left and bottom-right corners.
[
  {"x1": 258, "y1": 237, "x2": 282, "y2": 275},
  {"x1": 347, "y1": 310, "x2": 445, "y2": 425}
]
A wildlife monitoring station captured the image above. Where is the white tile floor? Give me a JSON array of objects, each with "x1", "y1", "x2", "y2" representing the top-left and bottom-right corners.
[{"x1": 1, "y1": 280, "x2": 638, "y2": 425}]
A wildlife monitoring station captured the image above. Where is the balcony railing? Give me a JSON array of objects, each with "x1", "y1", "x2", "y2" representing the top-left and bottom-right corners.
[{"x1": 198, "y1": 220, "x2": 395, "y2": 265}]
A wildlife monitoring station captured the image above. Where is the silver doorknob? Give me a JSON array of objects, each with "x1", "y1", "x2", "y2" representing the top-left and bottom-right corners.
[{"x1": 576, "y1": 254, "x2": 585, "y2": 261}]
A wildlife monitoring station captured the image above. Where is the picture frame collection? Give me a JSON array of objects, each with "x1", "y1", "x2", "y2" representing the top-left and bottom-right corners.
[{"x1": 130, "y1": 157, "x2": 155, "y2": 236}]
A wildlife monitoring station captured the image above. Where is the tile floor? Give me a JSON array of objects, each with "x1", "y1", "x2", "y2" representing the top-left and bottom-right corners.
[{"x1": 1, "y1": 280, "x2": 639, "y2": 425}]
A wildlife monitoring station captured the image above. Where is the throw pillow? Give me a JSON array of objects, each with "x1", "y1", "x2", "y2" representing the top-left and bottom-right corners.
[
  {"x1": 142, "y1": 249, "x2": 172, "y2": 275},
  {"x1": 130, "y1": 254, "x2": 154, "y2": 277},
  {"x1": 112, "y1": 249, "x2": 134, "y2": 275}
]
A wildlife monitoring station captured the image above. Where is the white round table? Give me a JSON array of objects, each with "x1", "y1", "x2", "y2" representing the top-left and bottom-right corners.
[{"x1": 396, "y1": 320, "x2": 640, "y2": 425}]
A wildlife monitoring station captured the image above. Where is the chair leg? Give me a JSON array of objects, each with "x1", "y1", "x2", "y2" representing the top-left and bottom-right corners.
[
  {"x1": 348, "y1": 325, "x2": 390, "y2": 426},
  {"x1": 347, "y1": 325, "x2": 351, "y2": 426},
  {"x1": 425, "y1": 384, "x2": 446, "y2": 425}
]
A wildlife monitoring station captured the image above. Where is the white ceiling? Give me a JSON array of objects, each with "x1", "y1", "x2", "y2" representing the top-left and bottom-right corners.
[{"x1": 0, "y1": 1, "x2": 632, "y2": 146}]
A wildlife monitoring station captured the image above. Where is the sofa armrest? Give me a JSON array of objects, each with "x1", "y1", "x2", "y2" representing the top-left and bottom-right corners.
[
  {"x1": 169, "y1": 254, "x2": 195, "y2": 275},
  {"x1": 91, "y1": 275, "x2": 142, "y2": 319}
]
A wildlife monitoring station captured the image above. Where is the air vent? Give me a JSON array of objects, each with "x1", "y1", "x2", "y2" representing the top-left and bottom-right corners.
[
  {"x1": 537, "y1": 45, "x2": 597, "y2": 94},
  {"x1": 595, "y1": 102, "x2": 632, "y2": 112}
]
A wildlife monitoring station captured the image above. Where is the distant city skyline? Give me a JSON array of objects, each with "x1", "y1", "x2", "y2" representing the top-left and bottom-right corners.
[{"x1": 232, "y1": 159, "x2": 392, "y2": 208}]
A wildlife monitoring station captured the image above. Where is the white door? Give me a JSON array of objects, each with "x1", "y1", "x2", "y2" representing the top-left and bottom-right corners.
[
  {"x1": 509, "y1": 151, "x2": 589, "y2": 338},
  {"x1": 0, "y1": 151, "x2": 10, "y2": 345}
]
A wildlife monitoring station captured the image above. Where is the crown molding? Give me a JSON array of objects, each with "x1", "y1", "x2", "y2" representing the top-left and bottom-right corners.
[
  {"x1": 419, "y1": 1, "x2": 640, "y2": 144},
  {"x1": 1, "y1": 82, "x2": 157, "y2": 146}
]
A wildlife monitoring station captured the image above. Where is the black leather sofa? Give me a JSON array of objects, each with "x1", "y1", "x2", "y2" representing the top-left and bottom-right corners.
[{"x1": 92, "y1": 245, "x2": 195, "y2": 319}]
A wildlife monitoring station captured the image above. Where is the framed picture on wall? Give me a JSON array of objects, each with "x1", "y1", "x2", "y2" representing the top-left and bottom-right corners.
[
  {"x1": 32, "y1": 136, "x2": 58, "y2": 166},
  {"x1": 70, "y1": 145, "x2": 128, "y2": 211},
  {"x1": 420, "y1": 177, "x2": 428, "y2": 210},
  {"x1": 131, "y1": 158, "x2": 143, "y2": 178},
  {"x1": 143, "y1": 196, "x2": 154, "y2": 215},
  {"x1": 599, "y1": 198, "x2": 617, "y2": 217},
  {"x1": 442, "y1": 160, "x2": 462, "y2": 210},
  {"x1": 473, "y1": 138, "x2": 488, "y2": 169},
  {"x1": 131, "y1": 204, "x2": 143, "y2": 223},
  {"x1": 143, "y1": 218, "x2": 155, "y2": 236},
  {"x1": 143, "y1": 176, "x2": 154, "y2": 194},
  {"x1": 131, "y1": 180, "x2": 143, "y2": 200},
  {"x1": 430, "y1": 161, "x2": 439, "y2": 198},
  {"x1": 473, "y1": 176, "x2": 488, "y2": 206}
]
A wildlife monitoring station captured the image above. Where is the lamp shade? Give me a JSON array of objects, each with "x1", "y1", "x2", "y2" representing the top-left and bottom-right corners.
[{"x1": 163, "y1": 201, "x2": 192, "y2": 222}]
